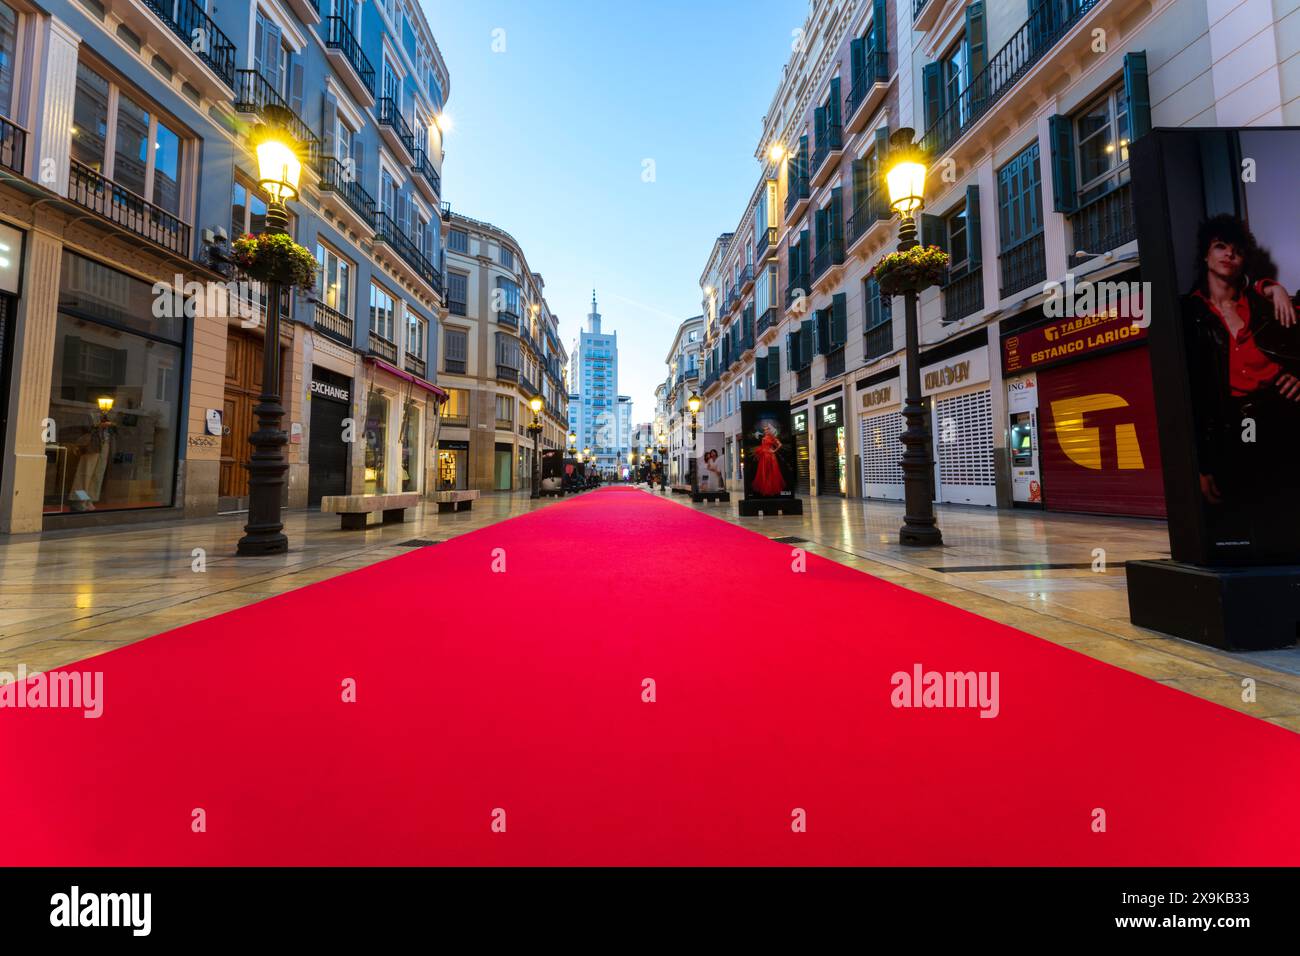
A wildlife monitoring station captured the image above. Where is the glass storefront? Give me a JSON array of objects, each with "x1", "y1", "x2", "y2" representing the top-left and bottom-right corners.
[
  {"x1": 364, "y1": 391, "x2": 388, "y2": 494},
  {"x1": 494, "y1": 442, "x2": 512, "y2": 491},
  {"x1": 43, "y1": 252, "x2": 183, "y2": 514},
  {"x1": 400, "y1": 400, "x2": 421, "y2": 493}
]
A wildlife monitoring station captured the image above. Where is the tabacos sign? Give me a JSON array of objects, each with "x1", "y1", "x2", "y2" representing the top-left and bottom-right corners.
[{"x1": 1004, "y1": 288, "x2": 1148, "y2": 374}]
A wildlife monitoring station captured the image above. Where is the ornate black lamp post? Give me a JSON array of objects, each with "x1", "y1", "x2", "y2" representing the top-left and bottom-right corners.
[
  {"x1": 687, "y1": 392, "x2": 701, "y2": 495},
  {"x1": 885, "y1": 127, "x2": 942, "y2": 547},
  {"x1": 238, "y1": 108, "x2": 302, "y2": 557},
  {"x1": 527, "y1": 395, "x2": 544, "y2": 499},
  {"x1": 657, "y1": 431, "x2": 668, "y2": 493}
]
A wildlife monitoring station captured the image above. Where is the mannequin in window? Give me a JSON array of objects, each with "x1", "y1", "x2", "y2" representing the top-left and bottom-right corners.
[{"x1": 70, "y1": 398, "x2": 117, "y2": 508}]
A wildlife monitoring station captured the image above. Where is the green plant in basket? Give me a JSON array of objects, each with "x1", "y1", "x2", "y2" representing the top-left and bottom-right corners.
[
  {"x1": 869, "y1": 245, "x2": 950, "y2": 295},
  {"x1": 231, "y1": 232, "x2": 318, "y2": 292}
]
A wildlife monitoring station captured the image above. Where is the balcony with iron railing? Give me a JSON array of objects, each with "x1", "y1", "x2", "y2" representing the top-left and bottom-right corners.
[
  {"x1": 374, "y1": 211, "x2": 443, "y2": 296},
  {"x1": 324, "y1": 15, "x2": 376, "y2": 103},
  {"x1": 920, "y1": 0, "x2": 1100, "y2": 160},
  {"x1": 367, "y1": 331, "x2": 397, "y2": 363},
  {"x1": 497, "y1": 364, "x2": 520, "y2": 383},
  {"x1": 825, "y1": 347, "x2": 846, "y2": 380},
  {"x1": 234, "y1": 70, "x2": 320, "y2": 164},
  {"x1": 797, "y1": 366, "x2": 812, "y2": 393},
  {"x1": 140, "y1": 0, "x2": 237, "y2": 89},
  {"x1": 377, "y1": 97, "x2": 416, "y2": 163},
  {"x1": 913, "y1": 0, "x2": 941, "y2": 32},
  {"x1": 845, "y1": 49, "x2": 890, "y2": 134},
  {"x1": 784, "y1": 171, "x2": 810, "y2": 222},
  {"x1": 999, "y1": 232, "x2": 1047, "y2": 298},
  {"x1": 810, "y1": 123, "x2": 843, "y2": 186},
  {"x1": 67, "y1": 159, "x2": 190, "y2": 257},
  {"x1": 412, "y1": 146, "x2": 441, "y2": 201},
  {"x1": 0, "y1": 116, "x2": 25, "y2": 175},
  {"x1": 864, "y1": 316, "x2": 893, "y2": 361},
  {"x1": 404, "y1": 352, "x2": 427, "y2": 379},
  {"x1": 847, "y1": 192, "x2": 889, "y2": 251},
  {"x1": 942, "y1": 266, "x2": 985, "y2": 322},
  {"x1": 754, "y1": 226, "x2": 777, "y2": 263},
  {"x1": 812, "y1": 237, "x2": 845, "y2": 285},
  {"x1": 739, "y1": 263, "x2": 755, "y2": 291},
  {"x1": 519, "y1": 374, "x2": 538, "y2": 398},
  {"x1": 313, "y1": 301, "x2": 353, "y2": 347},
  {"x1": 316, "y1": 155, "x2": 376, "y2": 230},
  {"x1": 1071, "y1": 182, "x2": 1136, "y2": 258},
  {"x1": 497, "y1": 308, "x2": 519, "y2": 330},
  {"x1": 785, "y1": 268, "x2": 809, "y2": 309},
  {"x1": 756, "y1": 305, "x2": 778, "y2": 336}
]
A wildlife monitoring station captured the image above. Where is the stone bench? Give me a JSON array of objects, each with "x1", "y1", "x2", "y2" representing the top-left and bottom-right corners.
[
  {"x1": 321, "y1": 493, "x2": 419, "y2": 530},
  {"x1": 434, "y1": 489, "x2": 480, "y2": 513}
]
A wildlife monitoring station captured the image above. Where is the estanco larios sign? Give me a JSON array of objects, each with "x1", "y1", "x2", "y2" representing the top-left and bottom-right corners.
[{"x1": 1003, "y1": 293, "x2": 1148, "y2": 375}]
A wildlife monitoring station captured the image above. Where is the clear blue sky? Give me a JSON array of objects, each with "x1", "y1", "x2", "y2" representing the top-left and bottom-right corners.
[{"x1": 428, "y1": 0, "x2": 807, "y2": 423}]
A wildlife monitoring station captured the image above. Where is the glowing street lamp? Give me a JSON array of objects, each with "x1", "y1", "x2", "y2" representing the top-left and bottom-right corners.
[
  {"x1": 884, "y1": 127, "x2": 942, "y2": 547},
  {"x1": 238, "y1": 109, "x2": 303, "y2": 557},
  {"x1": 527, "y1": 395, "x2": 544, "y2": 499}
]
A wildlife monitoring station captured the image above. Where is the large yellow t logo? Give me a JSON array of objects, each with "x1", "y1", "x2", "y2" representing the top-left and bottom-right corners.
[{"x1": 1050, "y1": 394, "x2": 1145, "y2": 470}]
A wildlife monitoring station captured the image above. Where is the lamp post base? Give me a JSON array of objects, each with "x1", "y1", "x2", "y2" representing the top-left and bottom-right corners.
[{"x1": 899, "y1": 524, "x2": 943, "y2": 547}]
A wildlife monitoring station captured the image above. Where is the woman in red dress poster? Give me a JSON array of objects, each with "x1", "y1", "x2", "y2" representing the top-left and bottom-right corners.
[{"x1": 751, "y1": 422, "x2": 785, "y2": 497}]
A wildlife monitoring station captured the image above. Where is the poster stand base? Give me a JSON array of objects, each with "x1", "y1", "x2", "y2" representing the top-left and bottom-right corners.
[
  {"x1": 739, "y1": 497, "x2": 803, "y2": 517},
  {"x1": 691, "y1": 491, "x2": 731, "y2": 503},
  {"x1": 1126, "y1": 559, "x2": 1300, "y2": 651}
]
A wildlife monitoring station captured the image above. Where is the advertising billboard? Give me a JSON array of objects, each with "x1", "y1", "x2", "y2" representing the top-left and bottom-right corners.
[
  {"x1": 740, "y1": 401, "x2": 796, "y2": 500},
  {"x1": 1132, "y1": 128, "x2": 1300, "y2": 565},
  {"x1": 696, "y1": 431, "x2": 725, "y2": 493}
]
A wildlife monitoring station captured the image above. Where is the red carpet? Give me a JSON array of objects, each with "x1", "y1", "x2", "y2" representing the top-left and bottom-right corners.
[{"x1": 2, "y1": 486, "x2": 1298, "y2": 866}]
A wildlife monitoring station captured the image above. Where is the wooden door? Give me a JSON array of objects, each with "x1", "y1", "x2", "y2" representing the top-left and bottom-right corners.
[{"x1": 219, "y1": 331, "x2": 266, "y2": 500}]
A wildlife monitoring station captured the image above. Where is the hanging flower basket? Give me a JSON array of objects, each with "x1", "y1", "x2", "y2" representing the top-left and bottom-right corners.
[
  {"x1": 870, "y1": 245, "x2": 950, "y2": 295},
  {"x1": 231, "y1": 233, "x2": 318, "y2": 292}
]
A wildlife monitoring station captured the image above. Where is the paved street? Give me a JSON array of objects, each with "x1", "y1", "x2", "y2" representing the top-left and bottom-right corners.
[{"x1": 4, "y1": 487, "x2": 1299, "y2": 732}]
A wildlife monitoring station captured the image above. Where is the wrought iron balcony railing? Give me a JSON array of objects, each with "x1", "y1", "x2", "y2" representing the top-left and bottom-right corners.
[
  {"x1": 754, "y1": 226, "x2": 777, "y2": 263},
  {"x1": 999, "y1": 233, "x2": 1047, "y2": 298},
  {"x1": 846, "y1": 50, "x2": 889, "y2": 118},
  {"x1": 0, "y1": 115, "x2": 25, "y2": 174},
  {"x1": 784, "y1": 172, "x2": 810, "y2": 219},
  {"x1": 1071, "y1": 182, "x2": 1136, "y2": 257},
  {"x1": 497, "y1": 308, "x2": 519, "y2": 330},
  {"x1": 142, "y1": 0, "x2": 236, "y2": 87},
  {"x1": 497, "y1": 364, "x2": 520, "y2": 383},
  {"x1": 825, "y1": 347, "x2": 846, "y2": 379},
  {"x1": 404, "y1": 353, "x2": 427, "y2": 379},
  {"x1": 316, "y1": 155, "x2": 376, "y2": 225},
  {"x1": 785, "y1": 270, "x2": 809, "y2": 309},
  {"x1": 374, "y1": 211, "x2": 443, "y2": 295},
  {"x1": 67, "y1": 159, "x2": 190, "y2": 257},
  {"x1": 797, "y1": 366, "x2": 812, "y2": 393},
  {"x1": 739, "y1": 263, "x2": 755, "y2": 289},
  {"x1": 313, "y1": 301, "x2": 353, "y2": 347},
  {"x1": 942, "y1": 267, "x2": 985, "y2": 322},
  {"x1": 324, "y1": 16, "x2": 376, "y2": 97},
  {"x1": 921, "y1": 0, "x2": 1100, "y2": 158},
  {"x1": 812, "y1": 238, "x2": 845, "y2": 282},
  {"x1": 413, "y1": 147, "x2": 441, "y2": 196},
  {"x1": 367, "y1": 331, "x2": 397, "y2": 363},
  {"x1": 811, "y1": 124, "x2": 843, "y2": 177},
  {"x1": 377, "y1": 97, "x2": 415, "y2": 155},
  {"x1": 756, "y1": 305, "x2": 778, "y2": 335},
  {"x1": 848, "y1": 193, "x2": 889, "y2": 246},
  {"x1": 864, "y1": 318, "x2": 893, "y2": 361},
  {"x1": 234, "y1": 70, "x2": 320, "y2": 162}
]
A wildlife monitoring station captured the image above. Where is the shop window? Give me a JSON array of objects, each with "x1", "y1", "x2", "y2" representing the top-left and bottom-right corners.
[
  {"x1": 44, "y1": 252, "x2": 184, "y2": 514},
  {"x1": 364, "y1": 391, "x2": 388, "y2": 494},
  {"x1": 400, "y1": 400, "x2": 421, "y2": 492}
]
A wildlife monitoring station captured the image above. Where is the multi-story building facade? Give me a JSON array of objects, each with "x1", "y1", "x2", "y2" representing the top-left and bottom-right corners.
[
  {"x1": 0, "y1": 0, "x2": 450, "y2": 534},
  {"x1": 438, "y1": 213, "x2": 568, "y2": 491},
  {"x1": 616, "y1": 394, "x2": 631, "y2": 472},
  {"x1": 694, "y1": 0, "x2": 1284, "y2": 518},
  {"x1": 567, "y1": 293, "x2": 623, "y2": 475},
  {"x1": 663, "y1": 314, "x2": 704, "y2": 483}
]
